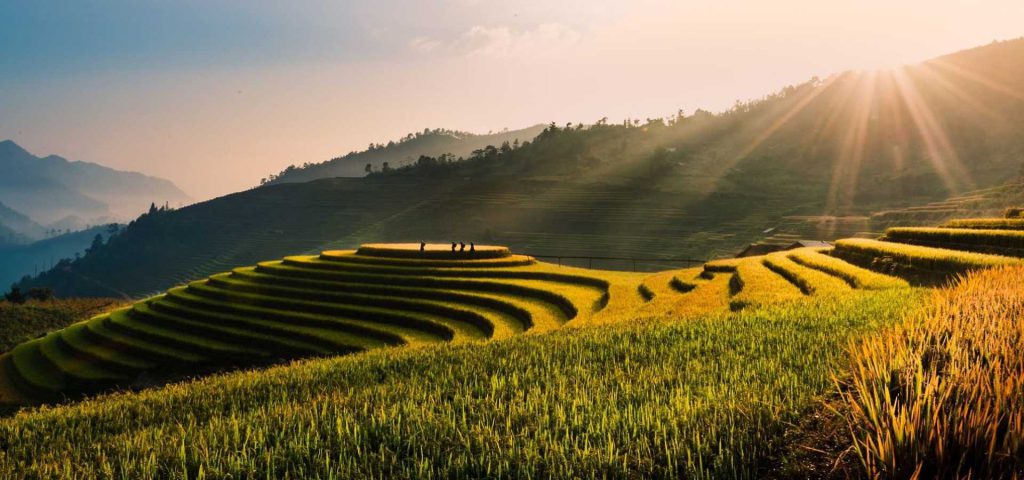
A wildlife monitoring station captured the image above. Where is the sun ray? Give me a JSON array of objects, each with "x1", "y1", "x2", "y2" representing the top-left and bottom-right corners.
[
  {"x1": 929, "y1": 58, "x2": 1024, "y2": 102},
  {"x1": 731, "y1": 74, "x2": 838, "y2": 163},
  {"x1": 891, "y1": 67, "x2": 975, "y2": 194},
  {"x1": 909, "y1": 63, "x2": 1005, "y2": 122},
  {"x1": 825, "y1": 71, "x2": 877, "y2": 213}
]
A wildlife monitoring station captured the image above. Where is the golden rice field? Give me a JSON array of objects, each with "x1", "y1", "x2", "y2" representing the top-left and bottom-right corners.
[{"x1": 1, "y1": 215, "x2": 1023, "y2": 477}]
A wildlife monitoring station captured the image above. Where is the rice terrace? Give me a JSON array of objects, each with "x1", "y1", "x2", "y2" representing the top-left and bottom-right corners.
[{"x1": 3, "y1": 2, "x2": 1024, "y2": 479}]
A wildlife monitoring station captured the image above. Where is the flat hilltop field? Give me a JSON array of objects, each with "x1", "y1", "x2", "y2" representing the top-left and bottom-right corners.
[{"x1": 1, "y1": 220, "x2": 1023, "y2": 477}]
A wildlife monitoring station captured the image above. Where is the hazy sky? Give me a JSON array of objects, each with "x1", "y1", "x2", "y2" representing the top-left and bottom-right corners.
[{"x1": 2, "y1": 0, "x2": 1022, "y2": 200}]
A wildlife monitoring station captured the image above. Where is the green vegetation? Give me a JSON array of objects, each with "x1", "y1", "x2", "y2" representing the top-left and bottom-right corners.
[
  {"x1": 7, "y1": 203, "x2": 1024, "y2": 475},
  {"x1": 0, "y1": 298, "x2": 124, "y2": 353},
  {"x1": 883, "y1": 226, "x2": 1024, "y2": 256},
  {"x1": 839, "y1": 266, "x2": 1024, "y2": 478},
  {"x1": 0, "y1": 288, "x2": 924, "y2": 478}
]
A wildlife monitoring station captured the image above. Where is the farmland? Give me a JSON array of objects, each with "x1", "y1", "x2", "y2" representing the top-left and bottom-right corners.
[
  {"x1": 0, "y1": 288, "x2": 924, "y2": 478},
  {"x1": 2, "y1": 211, "x2": 1024, "y2": 477}
]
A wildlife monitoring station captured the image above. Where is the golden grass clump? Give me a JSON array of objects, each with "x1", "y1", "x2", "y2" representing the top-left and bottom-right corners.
[{"x1": 838, "y1": 265, "x2": 1024, "y2": 478}]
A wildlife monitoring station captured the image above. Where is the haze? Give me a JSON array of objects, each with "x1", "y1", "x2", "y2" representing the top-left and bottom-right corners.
[{"x1": 2, "y1": 0, "x2": 1022, "y2": 201}]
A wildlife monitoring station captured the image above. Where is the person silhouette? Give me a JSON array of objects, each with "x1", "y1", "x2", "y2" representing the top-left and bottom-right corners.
[
  {"x1": 459, "y1": 242, "x2": 466, "y2": 252},
  {"x1": 451, "y1": 242, "x2": 457, "y2": 252},
  {"x1": 420, "y1": 242, "x2": 425, "y2": 252},
  {"x1": 470, "y1": 242, "x2": 475, "y2": 253}
]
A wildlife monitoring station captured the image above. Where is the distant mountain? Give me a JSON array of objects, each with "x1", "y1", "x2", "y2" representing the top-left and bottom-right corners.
[
  {"x1": 266, "y1": 125, "x2": 547, "y2": 184},
  {"x1": 18, "y1": 37, "x2": 1024, "y2": 298},
  {"x1": 0, "y1": 140, "x2": 191, "y2": 225},
  {"x1": 0, "y1": 201, "x2": 44, "y2": 243},
  {"x1": 0, "y1": 224, "x2": 117, "y2": 289}
]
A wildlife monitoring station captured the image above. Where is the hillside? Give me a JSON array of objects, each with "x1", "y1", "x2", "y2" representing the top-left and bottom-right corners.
[
  {"x1": 0, "y1": 140, "x2": 191, "y2": 226},
  {"x1": 266, "y1": 125, "x2": 547, "y2": 184},
  {"x1": 16, "y1": 37, "x2": 1024, "y2": 298}
]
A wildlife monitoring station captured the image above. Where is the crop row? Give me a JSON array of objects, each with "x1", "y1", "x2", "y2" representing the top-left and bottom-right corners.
[
  {"x1": 833, "y1": 238, "x2": 1024, "y2": 277},
  {"x1": 3, "y1": 251, "x2": 614, "y2": 403},
  {"x1": 883, "y1": 227, "x2": 1024, "y2": 255},
  {"x1": 786, "y1": 248, "x2": 908, "y2": 290},
  {"x1": 940, "y1": 218, "x2": 1024, "y2": 230},
  {"x1": 727, "y1": 257, "x2": 804, "y2": 310}
]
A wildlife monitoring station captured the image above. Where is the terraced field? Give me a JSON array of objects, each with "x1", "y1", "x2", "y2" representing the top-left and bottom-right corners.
[
  {"x1": 6, "y1": 215, "x2": 1022, "y2": 406},
  {"x1": 0, "y1": 244, "x2": 655, "y2": 404}
]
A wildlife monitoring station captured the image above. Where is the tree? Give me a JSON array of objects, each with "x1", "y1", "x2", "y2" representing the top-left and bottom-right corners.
[
  {"x1": 26, "y1": 287, "x2": 54, "y2": 302},
  {"x1": 86, "y1": 234, "x2": 104, "y2": 255},
  {"x1": 365, "y1": 163, "x2": 373, "y2": 174},
  {"x1": 148, "y1": 202, "x2": 158, "y2": 215},
  {"x1": 382, "y1": 162, "x2": 391, "y2": 173},
  {"x1": 3, "y1": 287, "x2": 26, "y2": 304}
]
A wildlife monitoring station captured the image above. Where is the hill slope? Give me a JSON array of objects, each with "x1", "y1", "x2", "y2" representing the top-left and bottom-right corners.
[
  {"x1": 0, "y1": 140, "x2": 191, "y2": 225},
  {"x1": 0, "y1": 225, "x2": 117, "y2": 288},
  {"x1": 18, "y1": 37, "x2": 1024, "y2": 298},
  {"x1": 266, "y1": 125, "x2": 547, "y2": 184}
]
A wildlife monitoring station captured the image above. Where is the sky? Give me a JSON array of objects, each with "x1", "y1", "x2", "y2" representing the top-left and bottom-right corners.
[{"x1": 1, "y1": 1, "x2": 1022, "y2": 201}]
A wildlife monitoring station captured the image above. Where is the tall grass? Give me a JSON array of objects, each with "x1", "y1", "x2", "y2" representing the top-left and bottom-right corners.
[
  {"x1": 838, "y1": 266, "x2": 1024, "y2": 478},
  {"x1": 0, "y1": 290, "x2": 922, "y2": 479}
]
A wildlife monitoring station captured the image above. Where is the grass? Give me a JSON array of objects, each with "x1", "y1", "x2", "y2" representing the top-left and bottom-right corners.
[
  {"x1": 940, "y1": 218, "x2": 1024, "y2": 230},
  {"x1": 883, "y1": 226, "x2": 1024, "y2": 255},
  {"x1": 786, "y1": 247, "x2": 908, "y2": 289},
  {"x1": 832, "y1": 238, "x2": 1024, "y2": 278},
  {"x1": 0, "y1": 288, "x2": 924, "y2": 479},
  {"x1": 837, "y1": 266, "x2": 1024, "y2": 478}
]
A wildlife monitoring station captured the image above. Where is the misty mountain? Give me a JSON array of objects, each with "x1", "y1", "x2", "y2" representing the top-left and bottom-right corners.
[
  {"x1": 266, "y1": 125, "x2": 547, "y2": 184},
  {"x1": 0, "y1": 140, "x2": 191, "y2": 226},
  {"x1": 0, "y1": 201, "x2": 44, "y2": 244},
  {"x1": 17, "y1": 37, "x2": 1024, "y2": 298}
]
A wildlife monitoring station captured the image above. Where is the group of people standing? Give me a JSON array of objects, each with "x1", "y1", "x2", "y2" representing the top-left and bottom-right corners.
[{"x1": 419, "y1": 241, "x2": 475, "y2": 253}]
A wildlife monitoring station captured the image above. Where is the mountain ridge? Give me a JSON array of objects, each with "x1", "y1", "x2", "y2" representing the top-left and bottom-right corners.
[{"x1": 0, "y1": 140, "x2": 191, "y2": 227}]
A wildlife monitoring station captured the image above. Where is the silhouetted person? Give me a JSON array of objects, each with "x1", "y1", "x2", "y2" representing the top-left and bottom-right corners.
[
  {"x1": 470, "y1": 242, "x2": 475, "y2": 253},
  {"x1": 460, "y1": 242, "x2": 466, "y2": 252},
  {"x1": 420, "y1": 242, "x2": 425, "y2": 251},
  {"x1": 451, "y1": 242, "x2": 457, "y2": 252}
]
